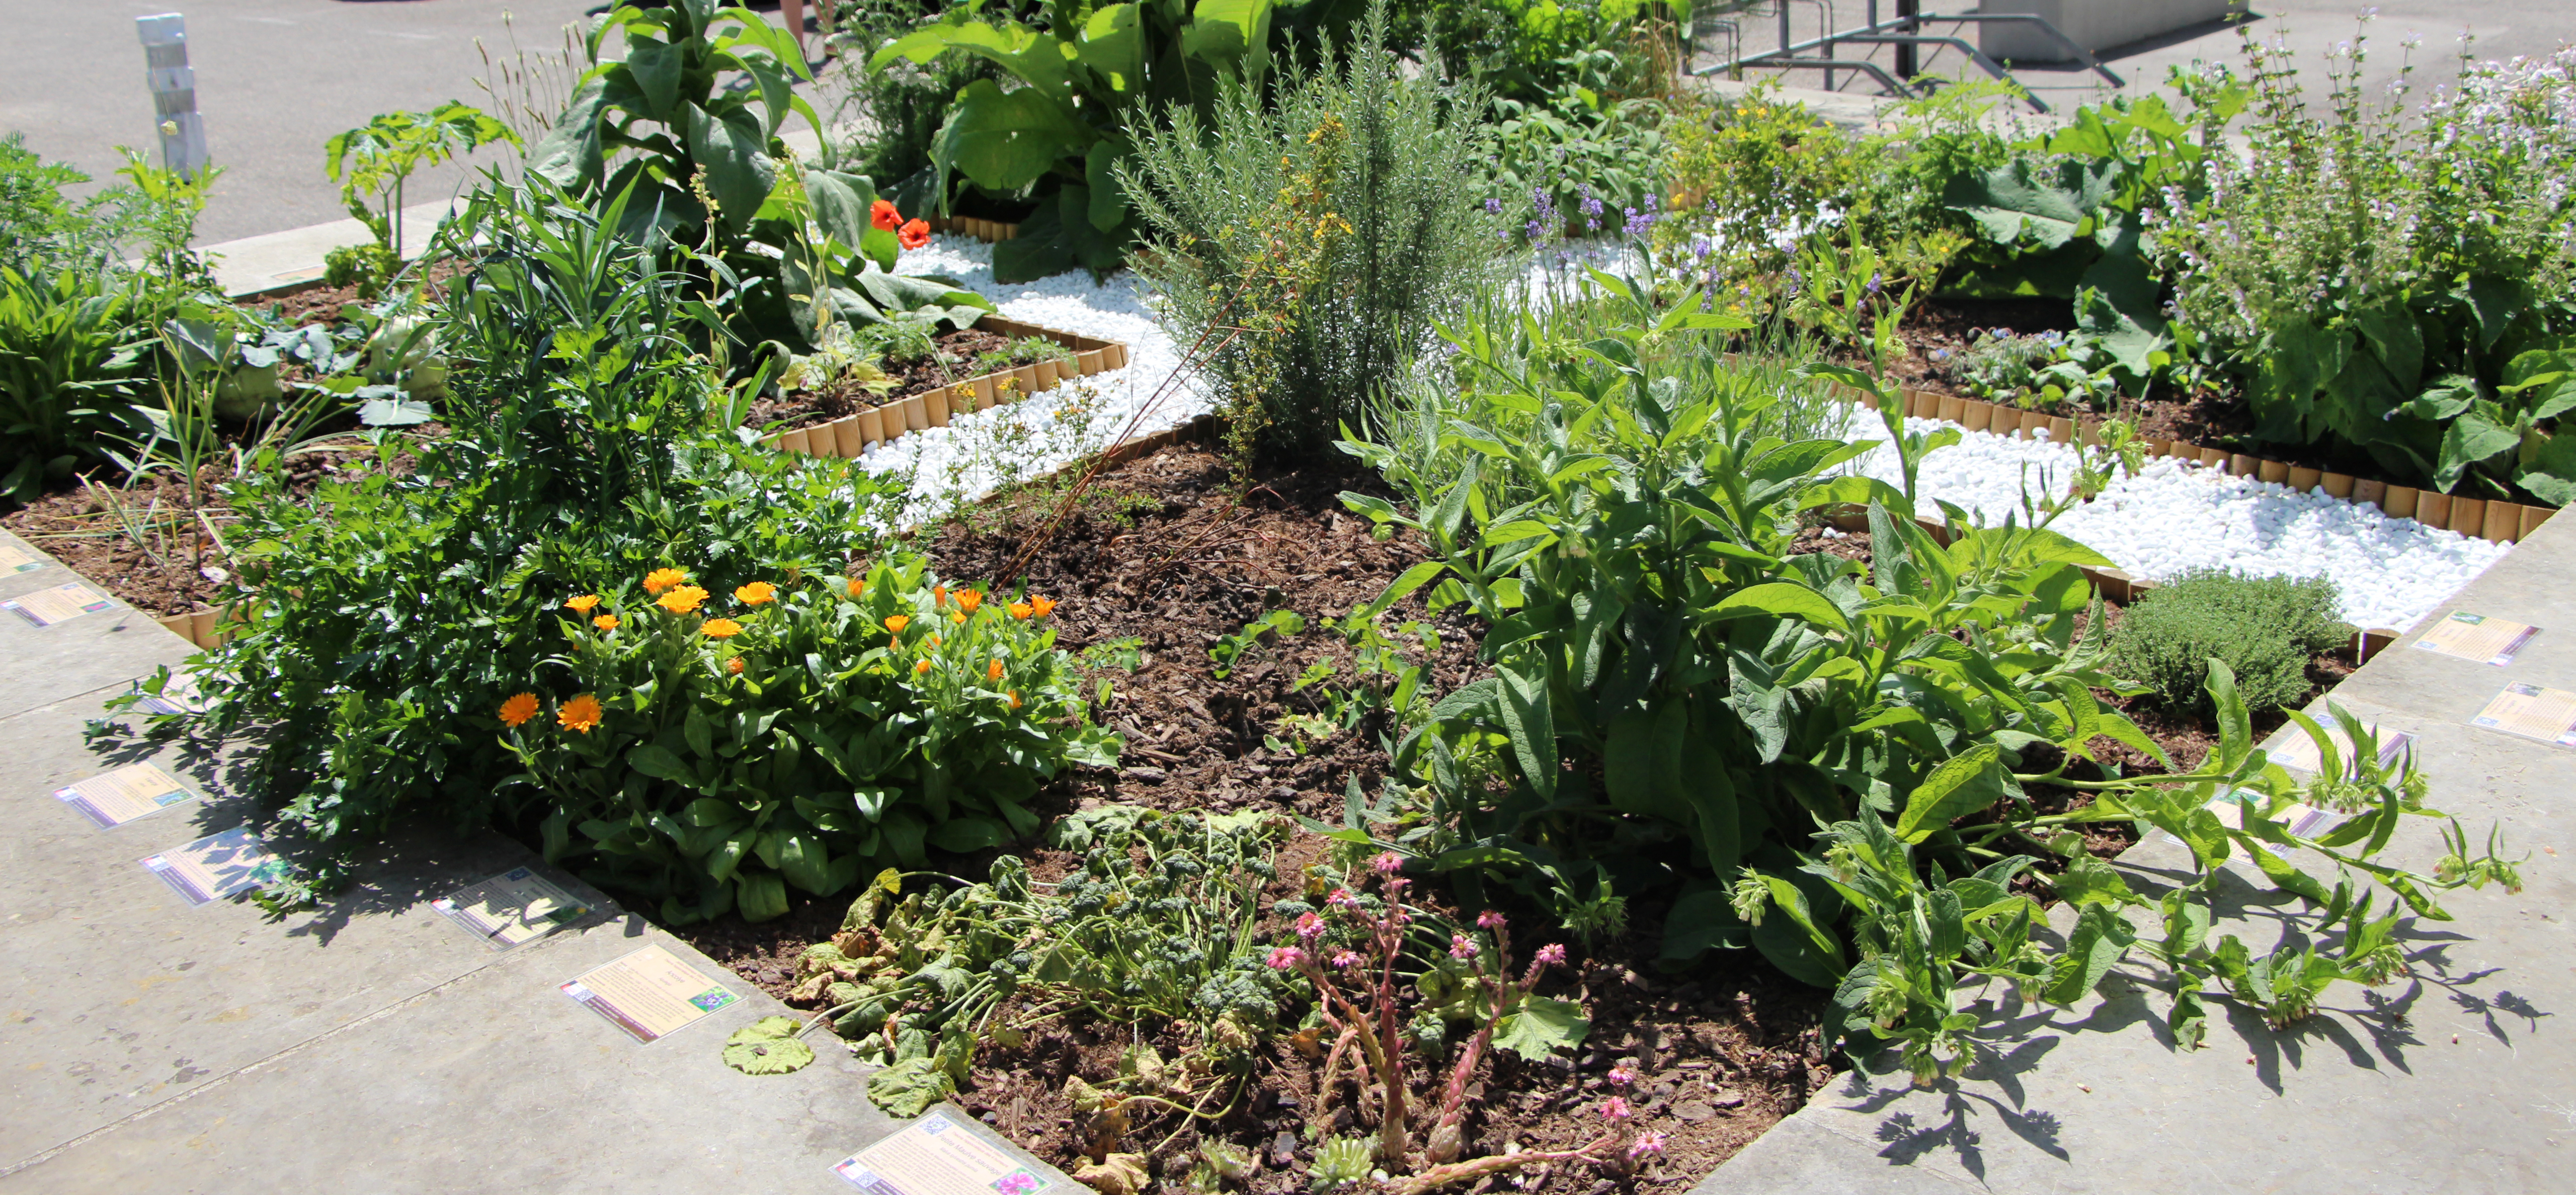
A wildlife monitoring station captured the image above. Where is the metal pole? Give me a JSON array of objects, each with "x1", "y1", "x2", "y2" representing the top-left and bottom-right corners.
[
  {"x1": 1894, "y1": 0, "x2": 1919, "y2": 80},
  {"x1": 136, "y1": 13, "x2": 208, "y2": 180}
]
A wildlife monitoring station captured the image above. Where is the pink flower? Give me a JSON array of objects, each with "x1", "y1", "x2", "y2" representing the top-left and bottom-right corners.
[
  {"x1": 1608, "y1": 1064, "x2": 1638, "y2": 1088},
  {"x1": 1295, "y1": 911, "x2": 1326, "y2": 941},
  {"x1": 1331, "y1": 949, "x2": 1362, "y2": 969},
  {"x1": 1602, "y1": 1097, "x2": 1633, "y2": 1122},
  {"x1": 1477, "y1": 910, "x2": 1508, "y2": 930},
  {"x1": 1626, "y1": 1132, "x2": 1668, "y2": 1162},
  {"x1": 1327, "y1": 887, "x2": 1359, "y2": 909},
  {"x1": 1534, "y1": 943, "x2": 1568, "y2": 966},
  {"x1": 1449, "y1": 934, "x2": 1479, "y2": 960},
  {"x1": 1267, "y1": 946, "x2": 1308, "y2": 970},
  {"x1": 1371, "y1": 852, "x2": 1404, "y2": 874}
]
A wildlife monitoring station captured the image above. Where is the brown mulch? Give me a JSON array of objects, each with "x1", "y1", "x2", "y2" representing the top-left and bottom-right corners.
[
  {"x1": 741, "y1": 327, "x2": 1029, "y2": 432},
  {"x1": 0, "y1": 470, "x2": 233, "y2": 616},
  {"x1": 665, "y1": 439, "x2": 1838, "y2": 1188},
  {"x1": 238, "y1": 259, "x2": 469, "y2": 327}
]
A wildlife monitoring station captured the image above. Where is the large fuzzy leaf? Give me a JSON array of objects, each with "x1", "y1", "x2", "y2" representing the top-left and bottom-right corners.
[
  {"x1": 865, "y1": 1056, "x2": 954, "y2": 1116},
  {"x1": 1490, "y1": 996, "x2": 1590, "y2": 1061},
  {"x1": 933, "y1": 79, "x2": 1095, "y2": 194},
  {"x1": 724, "y1": 1016, "x2": 816, "y2": 1075}
]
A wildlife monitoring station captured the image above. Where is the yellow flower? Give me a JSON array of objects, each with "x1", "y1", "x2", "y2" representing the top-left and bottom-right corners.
[
  {"x1": 559, "y1": 693, "x2": 604, "y2": 734},
  {"x1": 593, "y1": 613, "x2": 620, "y2": 632},
  {"x1": 565, "y1": 595, "x2": 600, "y2": 614},
  {"x1": 986, "y1": 659, "x2": 1004, "y2": 682},
  {"x1": 702, "y1": 618, "x2": 743, "y2": 639},
  {"x1": 656, "y1": 585, "x2": 709, "y2": 615},
  {"x1": 884, "y1": 614, "x2": 910, "y2": 634},
  {"x1": 498, "y1": 692, "x2": 540, "y2": 727},
  {"x1": 643, "y1": 568, "x2": 689, "y2": 595},
  {"x1": 734, "y1": 582, "x2": 777, "y2": 606},
  {"x1": 956, "y1": 589, "x2": 982, "y2": 614},
  {"x1": 914, "y1": 659, "x2": 932, "y2": 675}
]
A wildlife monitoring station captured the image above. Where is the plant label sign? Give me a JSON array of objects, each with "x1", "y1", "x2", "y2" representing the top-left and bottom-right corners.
[
  {"x1": 2414, "y1": 610, "x2": 2538, "y2": 666},
  {"x1": 55, "y1": 762, "x2": 196, "y2": 829},
  {"x1": 141, "y1": 826, "x2": 288, "y2": 906},
  {"x1": 832, "y1": 1104, "x2": 1071, "y2": 1195},
  {"x1": 433, "y1": 867, "x2": 590, "y2": 950},
  {"x1": 3, "y1": 582, "x2": 113, "y2": 627},
  {"x1": 561, "y1": 944, "x2": 738, "y2": 1043},
  {"x1": 2469, "y1": 682, "x2": 2576, "y2": 748},
  {"x1": 2262, "y1": 723, "x2": 2415, "y2": 776},
  {"x1": 0, "y1": 539, "x2": 41, "y2": 574}
]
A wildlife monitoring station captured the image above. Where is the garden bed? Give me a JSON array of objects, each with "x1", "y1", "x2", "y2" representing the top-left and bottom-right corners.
[{"x1": 756, "y1": 314, "x2": 1130, "y2": 461}]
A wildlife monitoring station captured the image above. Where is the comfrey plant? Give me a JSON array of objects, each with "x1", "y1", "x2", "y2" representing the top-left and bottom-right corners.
[{"x1": 1268, "y1": 854, "x2": 1659, "y2": 1194}]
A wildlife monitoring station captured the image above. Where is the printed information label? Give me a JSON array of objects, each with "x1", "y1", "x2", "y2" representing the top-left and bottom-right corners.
[
  {"x1": 54, "y1": 762, "x2": 195, "y2": 828},
  {"x1": 2264, "y1": 722, "x2": 2415, "y2": 775},
  {"x1": 434, "y1": 867, "x2": 590, "y2": 950},
  {"x1": 0, "y1": 540, "x2": 40, "y2": 574},
  {"x1": 3, "y1": 582, "x2": 113, "y2": 627},
  {"x1": 833, "y1": 1106, "x2": 1064, "y2": 1195},
  {"x1": 141, "y1": 826, "x2": 287, "y2": 906},
  {"x1": 2468, "y1": 682, "x2": 2576, "y2": 747},
  {"x1": 562, "y1": 944, "x2": 738, "y2": 1043},
  {"x1": 2414, "y1": 611, "x2": 2539, "y2": 666}
]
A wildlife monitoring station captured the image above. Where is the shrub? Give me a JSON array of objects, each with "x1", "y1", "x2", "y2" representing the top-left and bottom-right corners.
[
  {"x1": 2110, "y1": 570, "x2": 2348, "y2": 714},
  {"x1": 813, "y1": 0, "x2": 998, "y2": 212},
  {"x1": 1123, "y1": 0, "x2": 1507, "y2": 459},
  {"x1": 177, "y1": 183, "x2": 1115, "y2": 921},
  {"x1": 0, "y1": 268, "x2": 157, "y2": 499}
]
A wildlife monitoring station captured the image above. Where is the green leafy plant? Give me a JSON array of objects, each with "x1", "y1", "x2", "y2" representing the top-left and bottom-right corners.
[
  {"x1": 530, "y1": 0, "x2": 989, "y2": 352},
  {"x1": 1489, "y1": 73, "x2": 1667, "y2": 236},
  {"x1": 868, "y1": 0, "x2": 1296, "y2": 280},
  {"x1": 2109, "y1": 569, "x2": 2348, "y2": 714},
  {"x1": 773, "y1": 807, "x2": 1288, "y2": 1113},
  {"x1": 2155, "y1": 31, "x2": 2576, "y2": 499},
  {"x1": 1948, "y1": 328, "x2": 2121, "y2": 412},
  {"x1": 1208, "y1": 608, "x2": 1304, "y2": 679},
  {"x1": 0, "y1": 267, "x2": 157, "y2": 498},
  {"x1": 1337, "y1": 263, "x2": 2519, "y2": 1078},
  {"x1": 323, "y1": 102, "x2": 522, "y2": 298},
  {"x1": 1124, "y1": 1, "x2": 1507, "y2": 459}
]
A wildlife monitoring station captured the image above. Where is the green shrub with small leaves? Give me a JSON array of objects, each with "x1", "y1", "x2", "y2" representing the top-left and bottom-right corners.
[{"x1": 2110, "y1": 569, "x2": 2349, "y2": 713}]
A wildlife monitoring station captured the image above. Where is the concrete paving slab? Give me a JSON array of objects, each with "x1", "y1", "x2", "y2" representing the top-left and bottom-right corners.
[
  {"x1": 0, "y1": 536, "x2": 195, "y2": 723},
  {"x1": 1690, "y1": 504, "x2": 2576, "y2": 1194},
  {"x1": 4, "y1": 914, "x2": 895, "y2": 1193}
]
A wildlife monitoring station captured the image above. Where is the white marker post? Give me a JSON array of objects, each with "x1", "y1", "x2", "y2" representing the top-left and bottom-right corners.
[{"x1": 136, "y1": 13, "x2": 209, "y2": 179}]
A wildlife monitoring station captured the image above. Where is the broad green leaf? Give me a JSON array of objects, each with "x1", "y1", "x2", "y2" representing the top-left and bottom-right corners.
[
  {"x1": 1704, "y1": 582, "x2": 1851, "y2": 633},
  {"x1": 865, "y1": 1056, "x2": 955, "y2": 1117},
  {"x1": 933, "y1": 80, "x2": 1095, "y2": 194},
  {"x1": 1894, "y1": 744, "x2": 2007, "y2": 842},
  {"x1": 1490, "y1": 996, "x2": 1590, "y2": 1061},
  {"x1": 724, "y1": 1016, "x2": 816, "y2": 1075},
  {"x1": 2040, "y1": 903, "x2": 2136, "y2": 1006}
]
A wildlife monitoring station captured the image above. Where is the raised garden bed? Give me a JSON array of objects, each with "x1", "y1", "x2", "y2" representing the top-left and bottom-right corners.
[{"x1": 758, "y1": 315, "x2": 1130, "y2": 461}]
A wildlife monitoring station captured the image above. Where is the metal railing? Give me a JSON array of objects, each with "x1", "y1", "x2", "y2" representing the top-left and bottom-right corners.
[{"x1": 1690, "y1": 1, "x2": 2123, "y2": 114}]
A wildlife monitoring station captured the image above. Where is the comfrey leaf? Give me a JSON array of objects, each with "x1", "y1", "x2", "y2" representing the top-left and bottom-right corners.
[{"x1": 723, "y1": 1016, "x2": 816, "y2": 1075}]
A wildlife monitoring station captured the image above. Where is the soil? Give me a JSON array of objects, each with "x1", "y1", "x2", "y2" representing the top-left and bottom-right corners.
[
  {"x1": 664, "y1": 440, "x2": 1841, "y2": 1190},
  {"x1": 740, "y1": 327, "x2": 1046, "y2": 432},
  {"x1": 237, "y1": 258, "x2": 469, "y2": 327}
]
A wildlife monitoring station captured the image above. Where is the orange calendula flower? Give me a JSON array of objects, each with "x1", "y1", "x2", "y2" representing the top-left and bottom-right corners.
[
  {"x1": 914, "y1": 659, "x2": 933, "y2": 675},
  {"x1": 643, "y1": 567, "x2": 689, "y2": 595},
  {"x1": 934, "y1": 585, "x2": 949, "y2": 607},
  {"x1": 950, "y1": 611, "x2": 966, "y2": 625},
  {"x1": 1030, "y1": 595, "x2": 1057, "y2": 618},
  {"x1": 927, "y1": 634, "x2": 942, "y2": 649},
  {"x1": 956, "y1": 589, "x2": 982, "y2": 614},
  {"x1": 702, "y1": 618, "x2": 743, "y2": 639},
  {"x1": 727, "y1": 657, "x2": 745, "y2": 675},
  {"x1": 559, "y1": 693, "x2": 604, "y2": 734},
  {"x1": 565, "y1": 595, "x2": 600, "y2": 614},
  {"x1": 1009, "y1": 690, "x2": 1023, "y2": 709},
  {"x1": 593, "y1": 613, "x2": 620, "y2": 632},
  {"x1": 848, "y1": 577, "x2": 867, "y2": 598},
  {"x1": 656, "y1": 585, "x2": 710, "y2": 615},
  {"x1": 1008, "y1": 601, "x2": 1033, "y2": 619},
  {"x1": 498, "y1": 692, "x2": 540, "y2": 727},
  {"x1": 735, "y1": 582, "x2": 777, "y2": 606},
  {"x1": 987, "y1": 659, "x2": 1005, "y2": 681},
  {"x1": 884, "y1": 614, "x2": 910, "y2": 634}
]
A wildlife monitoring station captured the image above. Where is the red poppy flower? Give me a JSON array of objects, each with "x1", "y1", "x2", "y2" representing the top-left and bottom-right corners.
[
  {"x1": 899, "y1": 218, "x2": 931, "y2": 251},
  {"x1": 871, "y1": 199, "x2": 901, "y2": 232}
]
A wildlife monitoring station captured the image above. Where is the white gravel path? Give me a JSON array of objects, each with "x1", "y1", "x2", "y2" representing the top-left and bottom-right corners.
[{"x1": 869, "y1": 236, "x2": 2511, "y2": 632}]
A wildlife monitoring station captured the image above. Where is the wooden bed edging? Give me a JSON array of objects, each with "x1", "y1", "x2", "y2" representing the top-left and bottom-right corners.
[{"x1": 760, "y1": 315, "x2": 1132, "y2": 461}]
